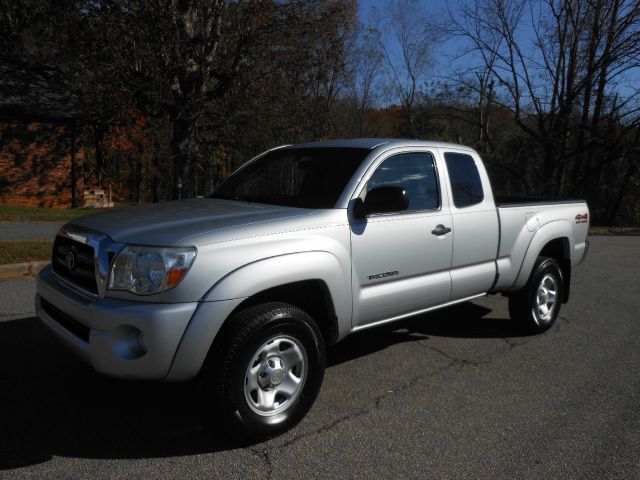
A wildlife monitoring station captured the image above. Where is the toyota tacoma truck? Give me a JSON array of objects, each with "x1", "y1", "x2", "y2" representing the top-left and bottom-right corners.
[{"x1": 36, "y1": 139, "x2": 589, "y2": 440}]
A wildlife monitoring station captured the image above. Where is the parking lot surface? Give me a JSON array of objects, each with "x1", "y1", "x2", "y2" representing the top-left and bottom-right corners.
[{"x1": 1, "y1": 236, "x2": 638, "y2": 479}]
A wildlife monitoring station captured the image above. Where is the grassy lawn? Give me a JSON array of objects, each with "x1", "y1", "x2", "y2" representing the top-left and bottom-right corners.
[
  {"x1": 0, "y1": 205, "x2": 97, "y2": 223},
  {"x1": 589, "y1": 226, "x2": 640, "y2": 235},
  {"x1": 0, "y1": 240, "x2": 52, "y2": 265}
]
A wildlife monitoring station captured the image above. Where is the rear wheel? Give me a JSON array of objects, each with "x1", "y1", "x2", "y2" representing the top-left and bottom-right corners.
[
  {"x1": 508, "y1": 256, "x2": 564, "y2": 333},
  {"x1": 200, "y1": 302, "x2": 325, "y2": 442}
]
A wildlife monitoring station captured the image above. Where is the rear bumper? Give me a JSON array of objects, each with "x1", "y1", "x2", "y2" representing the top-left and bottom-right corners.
[
  {"x1": 583, "y1": 240, "x2": 590, "y2": 262},
  {"x1": 575, "y1": 240, "x2": 590, "y2": 266},
  {"x1": 36, "y1": 266, "x2": 198, "y2": 380}
]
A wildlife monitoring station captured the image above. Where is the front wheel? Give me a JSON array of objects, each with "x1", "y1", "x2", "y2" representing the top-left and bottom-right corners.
[
  {"x1": 508, "y1": 256, "x2": 564, "y2": 333},
  {"x1": 200, "y1": 302, "x2": 326, "y2": 442}
]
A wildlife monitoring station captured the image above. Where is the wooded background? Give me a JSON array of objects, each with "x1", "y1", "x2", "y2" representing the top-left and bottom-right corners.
[{"x1": 1, "y1": 0, "x2": 639, "y2": 225}]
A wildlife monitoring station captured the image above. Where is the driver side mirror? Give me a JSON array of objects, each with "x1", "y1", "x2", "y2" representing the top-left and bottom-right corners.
[{"x1": 353, "y1": 186, "x2": 409, "y2": 219}]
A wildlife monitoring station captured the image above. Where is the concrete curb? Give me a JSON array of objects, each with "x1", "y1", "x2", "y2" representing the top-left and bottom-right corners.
[{"x1": 0, "y1": 261, "x2": 49, "y2": 280}]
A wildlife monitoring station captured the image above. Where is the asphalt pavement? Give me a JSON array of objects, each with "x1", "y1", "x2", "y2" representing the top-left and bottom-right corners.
[
  {"x1": 1, "y1": 236, "x2": 638, "y2": 479},
  {"x1": 0, "y1": 223, "x2": 62, "y2": 241},
  {"x1": 0, "y1": 280, "x2": 36, "y2": 321}
]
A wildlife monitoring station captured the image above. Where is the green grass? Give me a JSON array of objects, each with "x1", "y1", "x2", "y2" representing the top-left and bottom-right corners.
[
  {"x1": 0, "y1": 205, "x2": 98, "y2": 223},
  {"x1": 589, "y1": 226, "x2": 640, "y2": 235},
  {"x1": 0, "y1": 240, "x2": 52, "y2": 265}
]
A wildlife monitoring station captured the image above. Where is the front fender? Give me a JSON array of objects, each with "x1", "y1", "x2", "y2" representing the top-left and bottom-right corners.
[
  {"x1": 166, "y1": 251, "x2": 351, "y2": 381},
  {"x1": 510, "y1": 220, "x2": 574, "y2": 292},
  {"x1": 202, "y1": 251, "x2": 351, "y2": 315}
]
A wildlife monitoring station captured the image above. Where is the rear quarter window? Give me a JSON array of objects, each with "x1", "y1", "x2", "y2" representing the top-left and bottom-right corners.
[{"x1": 444, "y1": 152, "x2": 484, "y2": 208}]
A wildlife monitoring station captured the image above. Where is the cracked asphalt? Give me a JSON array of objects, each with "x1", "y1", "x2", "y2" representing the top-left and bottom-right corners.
[{"x1": 1, "y1": 235, "x2": 639, "y2": 479}]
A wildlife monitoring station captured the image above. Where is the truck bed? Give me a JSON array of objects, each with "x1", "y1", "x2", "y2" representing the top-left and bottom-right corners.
[{"x1": 492, "y1": 199, "x2": 590, "y2": 293}]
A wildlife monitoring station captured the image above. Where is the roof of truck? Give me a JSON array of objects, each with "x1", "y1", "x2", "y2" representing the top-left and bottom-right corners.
[{"x1": 284, "y1": 138, "x2": 475, "y2": 151}]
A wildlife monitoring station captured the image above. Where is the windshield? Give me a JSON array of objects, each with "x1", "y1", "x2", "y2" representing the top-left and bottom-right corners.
[{"x1": 210, "y1": 148, "x2": 370, "y2": 208}]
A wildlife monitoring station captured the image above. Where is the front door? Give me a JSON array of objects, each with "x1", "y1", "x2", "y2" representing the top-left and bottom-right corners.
[{"x1": 350, "y1": 151, "x2": 453, "y2": 328}]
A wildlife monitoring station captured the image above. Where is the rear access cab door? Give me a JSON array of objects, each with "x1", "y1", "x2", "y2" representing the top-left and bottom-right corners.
[
  {"x1": 439, "y1": 148, "x2": 499, "y2": 300},
  {"x1": 348, "y1": 147, "x2": 454, "y2": 329}
]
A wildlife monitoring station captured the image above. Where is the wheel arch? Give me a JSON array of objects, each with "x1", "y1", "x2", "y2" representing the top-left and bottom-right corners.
[
  {"x1": 220, "y1": 279, "x2": 340, "y2": 346},
  {"x1": 538, "y1": 237, "x2": 571, "y2": 302},
  {"x1": 202, "y1": 251, "x2": 350, "y2": 337},
  {"x1": 511, "y1": 220, "x2": 574, "y2": 301}
]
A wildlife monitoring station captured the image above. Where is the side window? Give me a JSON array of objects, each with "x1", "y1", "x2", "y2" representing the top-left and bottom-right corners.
[
  {"x1": 444, "y1": 152, "x2": 484, "y2": 208},
  {"x1": 366, "y1": 152, "x2": 439, "y2": 211}
]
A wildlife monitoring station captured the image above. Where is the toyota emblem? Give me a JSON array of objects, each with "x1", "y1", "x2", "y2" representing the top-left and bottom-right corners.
[{"x1": 66, "y1": 250, "x2": 76, "y2": 271}]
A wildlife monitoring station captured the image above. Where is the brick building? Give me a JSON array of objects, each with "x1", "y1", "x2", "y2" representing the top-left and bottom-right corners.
[{"x1": 0, "y1": 55, "x2": 83, "y2": 208}]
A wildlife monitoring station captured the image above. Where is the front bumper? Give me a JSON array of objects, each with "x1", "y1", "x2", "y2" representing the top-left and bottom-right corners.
[{"x1": 36, "y1": 266, "x2": 198, "y2": 380}]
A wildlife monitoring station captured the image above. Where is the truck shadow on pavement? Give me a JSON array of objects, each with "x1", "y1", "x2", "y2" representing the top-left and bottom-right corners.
[
  {"x1": 327, "y1": 301, "x2": 530, "y2": 367},
  {"x1": 0, "y1": 302, "x2": 529, "y2": 470}
]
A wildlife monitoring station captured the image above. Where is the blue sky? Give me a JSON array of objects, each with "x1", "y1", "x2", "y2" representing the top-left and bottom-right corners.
[
  {"x1": 357, "y1": 0, "x2": 472, "y2": 94},
  {"x1": 359, "y1": 0, "x2": 451, "y2": 13},
  {"x1": 357, "y1": 0, "x2": 473, "y2": 75},
  {"x1": 357, "y1": 0, "x2": 639, "y2": 105},
  {"x1": 357, "y1": 0, "x2": 528, "y2": 74}
]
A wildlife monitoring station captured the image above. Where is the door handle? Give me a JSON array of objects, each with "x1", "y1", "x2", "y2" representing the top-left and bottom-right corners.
[{"x1": 431, "y1": 224, "x2": 451, "y2": 236}]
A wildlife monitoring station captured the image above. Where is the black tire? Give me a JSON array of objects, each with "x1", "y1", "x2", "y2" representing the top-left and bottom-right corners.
[
  {"x1": 508, "y1": 256, "x2": 564, "y2": 333},
  {"x1": 200, "y1": 302, "x2": 325, "y2": 442}
]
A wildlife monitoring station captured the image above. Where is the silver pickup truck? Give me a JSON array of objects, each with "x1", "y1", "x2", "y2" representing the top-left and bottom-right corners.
[{"x1": 36, "y1": 139, "x2": 589, "y2": 440}]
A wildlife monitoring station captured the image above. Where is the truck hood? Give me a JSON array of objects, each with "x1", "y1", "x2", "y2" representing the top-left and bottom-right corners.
[{"x1": 68, "y1": 198, "x2": 313, "y2": 245}]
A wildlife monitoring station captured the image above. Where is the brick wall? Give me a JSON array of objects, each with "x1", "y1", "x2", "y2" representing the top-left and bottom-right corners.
[{"x1": 0, "y1": 120, "x2": 83, "y2": 208}]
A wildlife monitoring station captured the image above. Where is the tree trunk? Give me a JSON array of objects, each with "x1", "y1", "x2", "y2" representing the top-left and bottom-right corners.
[{"x1": 170, "y1": 111, "x2": 199, "y2": 199}]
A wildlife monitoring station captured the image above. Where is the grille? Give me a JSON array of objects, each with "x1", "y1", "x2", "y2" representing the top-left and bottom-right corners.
[
  {"x1": 40, "y1": 297, "x2": 90, "y2": 342},
  {"x1": 52, "y1": 234, "x2": 98, "y2": 294}
]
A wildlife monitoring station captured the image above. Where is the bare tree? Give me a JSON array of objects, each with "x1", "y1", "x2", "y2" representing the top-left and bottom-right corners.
[
  {"x1": 449, "y1": 0, "x2": 640, "y2": 221},
  {"x1": 305, "y1": 1, "x2": 358, "y2": 139},
  {"x1": 150, "y1": 0, "x2": 227, "y2": 198},
  {"x1": 347, "y1": 26, "x2": 384, "y2": 137},
  {"x1": 371, "y1": 0, "x2": 439, "y2": 137}
]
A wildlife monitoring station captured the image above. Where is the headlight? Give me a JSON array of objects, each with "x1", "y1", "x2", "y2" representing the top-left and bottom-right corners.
[{"x1": 108, "y1": 246, "x2": 197, "y2": 295}]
